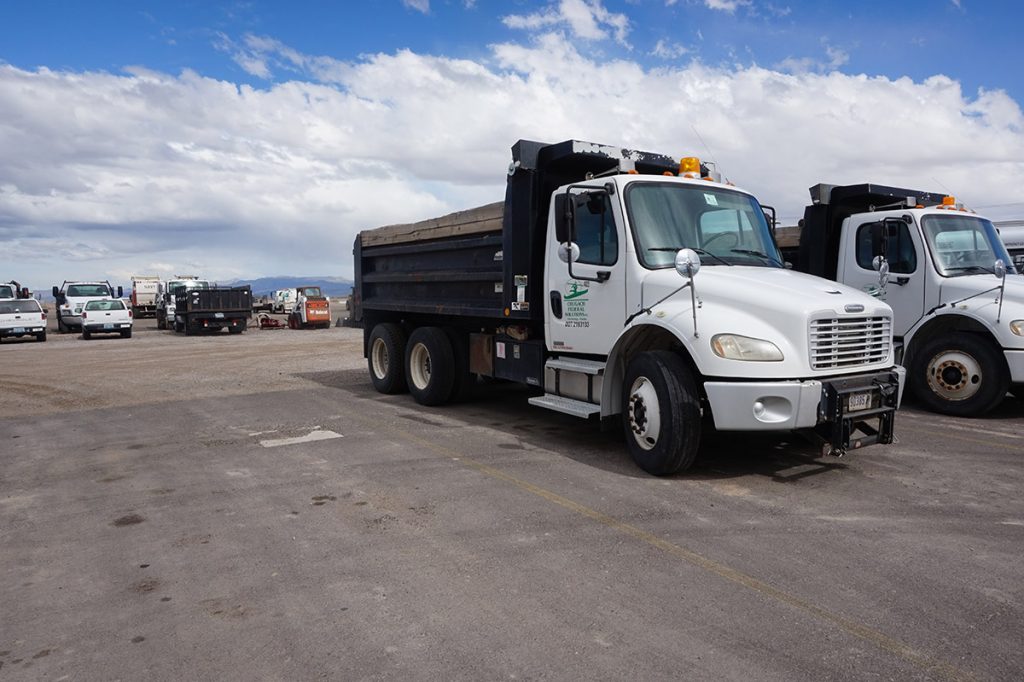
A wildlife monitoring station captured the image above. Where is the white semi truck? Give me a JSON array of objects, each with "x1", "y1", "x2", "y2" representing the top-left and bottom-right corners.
[
  {"x1": 352, "y1": 140, "x2": 905, "y2": 475},
  {"x1": 778, "y1": 184, "x2": 1023, "y2": 415}
]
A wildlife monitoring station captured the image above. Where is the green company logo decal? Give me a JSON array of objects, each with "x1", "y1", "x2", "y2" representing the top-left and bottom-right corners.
[{"x1": 564, "y1": 281, "x2": 590, "y2": 328}]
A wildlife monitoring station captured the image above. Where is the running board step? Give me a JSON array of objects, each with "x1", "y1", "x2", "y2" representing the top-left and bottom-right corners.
[
  {"x1": 545, "y1": 357, "x2": 606, "y2": 375},
  {"x1": 528, "y1": 394, "x2": 601, "y2": 418}
]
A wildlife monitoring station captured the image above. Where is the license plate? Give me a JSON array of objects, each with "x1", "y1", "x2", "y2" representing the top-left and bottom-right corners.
[
  {"x1": 848, "y1": 391, "x2": 871, "y2": 412},
  {"x1": 13, "y1": 327, "x2": 25, "y2": 333},
  {"x1": 103, "y1": 323, "x2": 114, "y2": 330},
  {"x1": 214, "y1": 312, "x2": 225, "y2": 318}
]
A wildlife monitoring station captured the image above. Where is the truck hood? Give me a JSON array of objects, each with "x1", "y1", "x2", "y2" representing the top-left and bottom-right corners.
[
  {"x1": 636, "y1": 266, "x2": 894, "y2": 378},
  {"x1": 937, "y1": 274, "x2": 1024, "y2": 347}
]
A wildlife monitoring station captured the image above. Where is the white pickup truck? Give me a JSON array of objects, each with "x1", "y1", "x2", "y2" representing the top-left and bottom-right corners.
[
  {"x1": 81, "y1": 299, "x2": 133, "y2": 339},
  {"x1": 0, "y1": 298, "x2": 47, "y2": 343},
  {"x1": 52, "y1": 280, "x2": 123, "y2": 333}
]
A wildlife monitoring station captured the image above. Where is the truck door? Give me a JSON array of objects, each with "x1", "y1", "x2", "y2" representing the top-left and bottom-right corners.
[
  {"x1": 839, "y1": 217, "x2": 927, "y2": 337},
  {"x1": 545, "y1": 189, "x2": 627, "y2": 356}
]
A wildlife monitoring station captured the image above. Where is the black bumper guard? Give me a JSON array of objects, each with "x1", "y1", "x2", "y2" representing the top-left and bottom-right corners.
[{"x1": 815, "y1": 370, "x2": 900, "y2": 455}]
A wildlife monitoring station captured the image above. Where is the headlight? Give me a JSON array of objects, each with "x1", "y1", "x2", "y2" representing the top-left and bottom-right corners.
[
  {"x1": 1011, "y1": 320, "x2": 1024, "y2": 336},
  {"x1": 711, "y1": 334, "x2": 784, "y2": 361}
]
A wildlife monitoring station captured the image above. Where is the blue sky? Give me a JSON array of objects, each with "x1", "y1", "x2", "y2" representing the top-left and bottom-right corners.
[{"x1": 1, "y1": 1, "x2": 1022, "y2": 285}]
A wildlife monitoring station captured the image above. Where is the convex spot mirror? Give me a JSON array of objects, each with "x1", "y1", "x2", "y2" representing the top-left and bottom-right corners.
[
  {"x1": 558, "y1": 242, "x2": 581, "y2": 263},
  {"x1": 675, "y1": 248, "x2": 702, "y2": 278},
  {"x1": 994, "y1": 259, "x2": 1007, "y2": 279},
  {"x1": 872, "y1": 255, "x2": 891, "y2": 287}
]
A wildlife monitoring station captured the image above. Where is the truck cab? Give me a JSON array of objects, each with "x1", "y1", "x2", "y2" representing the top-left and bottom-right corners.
[
  {"x1": 356, "y1": 140, "x2": 905, "y2": 475},
  {"x1": 996, "y1": 220, "x2": 1024, "y2": 273},
  {"x1": 1, "y1": 281, "x2": 31, "y2": 300},
  {"x1": 51, "y1": 281, "x2": 122, "y2": 333},
  {"x1": 156, "y1": 276, "x2": 209, "y2": 330},
  {"x1": 785, "y1": 184, "x2": 1023, "y2": 415}
]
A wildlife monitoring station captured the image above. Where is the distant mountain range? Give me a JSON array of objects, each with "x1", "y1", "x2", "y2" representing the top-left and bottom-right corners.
[{"x1": 225, "y1": 276, "x2": 353, "y2": 297}]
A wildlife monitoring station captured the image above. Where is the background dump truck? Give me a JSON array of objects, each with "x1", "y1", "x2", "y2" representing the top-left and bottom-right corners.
[
  {"x1": 353, "y1": 139, "x2": 905, "y2": 476},
  {"x1": 130, "y1": 275, "x2": 162, "y2": 318},
  {"x1": 288, "y1": 286, "x2": 332, "y2": 329},
  {"x1": 273, "y1": 288, "x2": 298, "y2": 314},
  {"x1": 776, "y1": 184, "x2": 1024, "y2": 415},
  {"x1": 171, "y1": 284, "x2": 252, "y2": 335}
]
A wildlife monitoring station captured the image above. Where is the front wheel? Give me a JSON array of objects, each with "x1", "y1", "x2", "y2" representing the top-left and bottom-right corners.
[
  {"x1": 621, "y1": 351, "x2": 702, "y2": 476},
  {"x1": 368, "y1": 323, "x2": 408, "y2": 394},
  {"x1": 909, "y1": 333, "x2": 1009, "y2": 417},
  {"x1": 405, "y1": 327, "x2": 455, "y2": 406},
  {"x1": 57, "y1": 315, "x2": 68, "y2": 333}
]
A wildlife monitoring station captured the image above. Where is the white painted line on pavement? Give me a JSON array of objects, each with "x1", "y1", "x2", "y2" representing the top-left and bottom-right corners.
[{"x1": 259, "y1": 429, "x2": 343, "y2": 448}]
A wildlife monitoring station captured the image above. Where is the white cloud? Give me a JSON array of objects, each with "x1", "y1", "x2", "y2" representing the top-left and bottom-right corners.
[
  {"x1": 651, "y1": 39, "x2": 689, "y2": 60},
  {"x1": 704, "y1": 0, "x2": 752, "y2": 12},
  {"x1": 403, "y1": 0, "x2": 430, "y2": 14},
  {"x1": 504, "y1": 0, "x2": 631, "y2": 47},
  {"x1": 1, "y1": 34, "x2": 1023, "y2": 288}
]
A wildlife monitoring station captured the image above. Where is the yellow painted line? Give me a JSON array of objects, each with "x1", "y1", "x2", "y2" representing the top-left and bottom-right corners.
[{"x1": 381, "y1": 421, "x2": 971, "y2": 682}]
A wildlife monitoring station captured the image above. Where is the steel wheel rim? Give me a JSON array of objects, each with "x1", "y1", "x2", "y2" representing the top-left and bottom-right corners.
[
  {"x1": 371, "y1": 338, "x2": 389, "y2": 380},
  {"x1": 926, "y1": 349, "x2": 982, "y2": 401},
  {"x1": 627, "y1": 376, "x2": 661, "y2": 451},
  {"x1": 409, "y1": 342, "x2": 431, "y2": 390}
]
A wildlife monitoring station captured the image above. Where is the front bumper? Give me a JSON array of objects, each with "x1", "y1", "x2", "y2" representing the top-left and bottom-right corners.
[{"x1": 704, "y1": 366, "x2": 905, "y2": 450}]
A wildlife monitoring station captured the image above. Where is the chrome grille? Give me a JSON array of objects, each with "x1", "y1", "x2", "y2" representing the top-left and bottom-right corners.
[{"x1": 809, "y1": 316, "x2": 891, "y2": 370}]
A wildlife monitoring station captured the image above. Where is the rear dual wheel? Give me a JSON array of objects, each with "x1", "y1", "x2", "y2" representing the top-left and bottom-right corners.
[
  {"x1": 405, "y1": 327, "x2": 456, "y2": 406},
  {"x1": 368, "y1": 323, "x2": 408, "y2": 394}
]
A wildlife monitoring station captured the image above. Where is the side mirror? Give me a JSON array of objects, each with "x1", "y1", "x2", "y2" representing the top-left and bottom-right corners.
[
  {"x1": 675, "y1": 248, "x2": 702, "y2": 279},
  {"x1": 52, "y1": 286, "x2": 59, "y2": 297},
  {"x1": 994, "y1": 259, "x2": 1007, "y2": 279},
  {"x1": 872, "y1": 255, "x2": 890, "y2": 287},
  {"x1": 117, "y1": 286, "x2": 124, "y2": 298},
  {"x1": 558, "y1": 242, "x2": 580, "y2": 263}
]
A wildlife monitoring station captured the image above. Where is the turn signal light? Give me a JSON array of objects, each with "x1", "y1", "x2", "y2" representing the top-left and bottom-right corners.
[{"x1": 942, "y1": 196, "x2": 956, "y2": 206}]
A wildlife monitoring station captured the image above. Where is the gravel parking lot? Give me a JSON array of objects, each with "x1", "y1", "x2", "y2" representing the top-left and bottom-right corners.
[{"x1": 1, "y1": 318, "x2": 1022, "y2": 680}]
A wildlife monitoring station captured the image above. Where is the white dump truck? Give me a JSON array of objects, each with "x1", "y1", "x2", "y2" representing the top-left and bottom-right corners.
[
  {"x1": 352, "y1": 140, "x2": 905, "y2": 475},
  {"x1": 995, "y1": 220, "x2": 1024, "y2": 274},
  {"x1": 155, "y1": 276, "x2": 208, "y2": 330},
  {"x1": 778, "y1": 184, "x2": 1023, "y2": 414},
  {"x1": 130, "y1": 275, "x2": 162, "y2": 318}
]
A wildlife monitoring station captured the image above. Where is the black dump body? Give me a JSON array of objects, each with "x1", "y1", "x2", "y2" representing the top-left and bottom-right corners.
[
  {"x1": 173, "y1": 285, "x2": 252, "y2": 332},
  {"x1": 791, "y1": 183, "x2": 943, "y2": 279},
  {"x1": 353, "y1": 139, "x2": 680, "y2": 331}
]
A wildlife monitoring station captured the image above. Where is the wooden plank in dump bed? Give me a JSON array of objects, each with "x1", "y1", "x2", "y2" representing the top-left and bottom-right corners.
[{"x1": 359, "y1": 202, "x2": 504, "y2": 247}]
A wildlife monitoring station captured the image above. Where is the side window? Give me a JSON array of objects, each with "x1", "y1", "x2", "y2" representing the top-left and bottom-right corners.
[
  {"x1": 575, "y1": 194, "x2": 618, "y2": 265},
  {"x1": 856, "y1": 222, "x2": 918, "y2": 274}
]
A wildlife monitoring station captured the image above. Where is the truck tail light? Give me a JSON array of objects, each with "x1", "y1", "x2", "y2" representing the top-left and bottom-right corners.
[
  {"x1": 81, "y1": 311, "x2": 87, "y2": 319},
  {"x1": 42, "y1": 312, "x2": 47, "y2": 320},
  {"x1": 128, "y1": 309, "x2": 133, "y2": 318}
]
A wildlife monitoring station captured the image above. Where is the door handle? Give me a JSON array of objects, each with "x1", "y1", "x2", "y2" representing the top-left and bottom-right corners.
[{"x1": 549, "y1": 291, "x2": 563, "y2": 319}]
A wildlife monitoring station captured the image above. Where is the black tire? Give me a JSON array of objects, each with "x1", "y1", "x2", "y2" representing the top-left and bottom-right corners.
[
  {"x1": 37, "y1": 332, "x2": 46, "y2": 342},
  {"x1": 368, "y1": 323, "x2": 408, "y2": 394},
  {"x1": 82, "y1": 329, "x2": 91, "y2": 340},
  {"x1": 444, "y1": 327, "x2": 473, "y2": 402},
  {"x1": 184, "y1": 320, "x2": 194, "y2": 336},
  {"x1": 121, "y1": 329, "x2": 132, "y2": 338},
  {"x1": 405, "y1": 326, "x2": 455, "y2": 406},
  {"x1": 1010, "y1": 386, "x2": 1022, "y2": 401},
  {"x1": 621, "y1": 350, "x2": 701, "y2": 476},
  {"x1": 909, "y1": 333, "x2": 1009, "y2": 417},
  {"x1": 228, "y1": 325, "x2": 243, "y2": 335},
  {"x1": 157, "y1": 315, "x2": 166, "y2": 330},
  {"x1": 57, "y1": 314, "x2": 68, "y2": 333}
]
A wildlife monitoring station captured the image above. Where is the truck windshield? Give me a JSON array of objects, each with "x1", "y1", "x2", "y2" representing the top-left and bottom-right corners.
[
  {"x1": 299, "y1": 287, "x2": 322, "y2": 296},
  {"x1": 67, "y1": 284, "x2": 111, "y2": 297},
  {"x1": 922, "y1": 215, "x2": 1016, "y2": 277},
  {"x1": 625, "y1": 183, "x2": 782, "y2": 268},
  {"x1": 85, "y1": 299, "x2": 126, "y2": 311}
]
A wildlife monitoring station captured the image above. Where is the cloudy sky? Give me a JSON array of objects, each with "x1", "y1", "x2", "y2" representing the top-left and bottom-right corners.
[{"x1": 1, "y1": 0, "x2": 1022, "y2": 289}]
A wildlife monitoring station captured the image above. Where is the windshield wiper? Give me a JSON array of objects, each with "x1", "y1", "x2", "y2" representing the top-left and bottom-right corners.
[
  {"x1": 648, "y1": 246, "x2": 733, "y2": 266},
  {"x1": 946, "y1": 265, "x2": 994, "y2": 275},
  {"x1": 730, "y1": 249, "x2": 784, "y2": 267}
]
